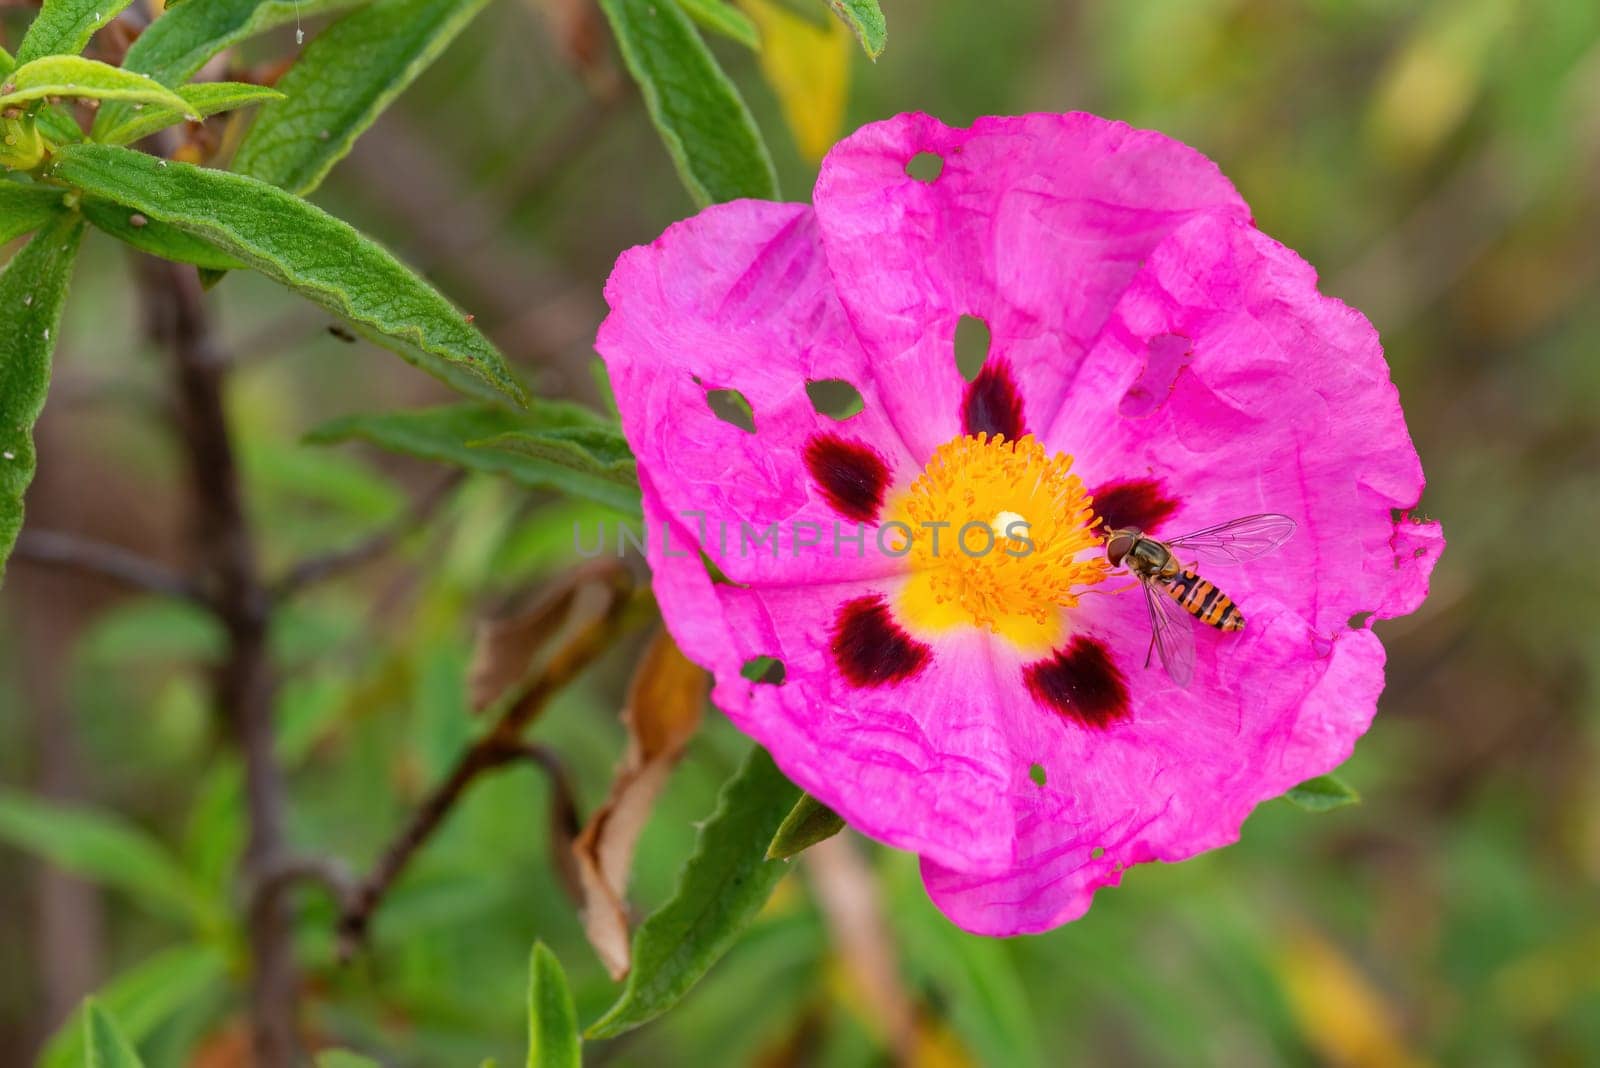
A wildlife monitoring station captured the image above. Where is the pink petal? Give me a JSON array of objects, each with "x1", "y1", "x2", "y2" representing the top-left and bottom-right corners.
[
  {"x1": 813, "y1": 112, "x2": 1250, "y2": 458},
  {"x1": 925, "y1": 605, "x2": 1388, "y2": 934},
  {"x1": 599, "y1": 200, "x2": 917, "y2": 588},
  {"x1": 1049, "y1": 212, "x2": 1442, "y2": 638},
  {"x1": 640, "y1": 474, "x2": 1017, "y2": 873},
  {"x1": 921, "y1": 212, "x2": 1442, "y2": 935}
]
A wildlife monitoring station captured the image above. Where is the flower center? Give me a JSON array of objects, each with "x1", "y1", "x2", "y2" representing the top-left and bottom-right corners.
[{"x1": 891, "y1": 433, "x2": 1107, "y2": 651}]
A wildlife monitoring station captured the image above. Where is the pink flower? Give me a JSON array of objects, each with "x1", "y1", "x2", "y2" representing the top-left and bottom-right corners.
[{"x1": 596, "y1": 112, "x2": 1443, "y2": 935}]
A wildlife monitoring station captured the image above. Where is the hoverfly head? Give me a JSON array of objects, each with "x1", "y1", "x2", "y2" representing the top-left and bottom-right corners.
[{"x1": 1104, "y1": 529, "x2": 1137, "y2": 568}]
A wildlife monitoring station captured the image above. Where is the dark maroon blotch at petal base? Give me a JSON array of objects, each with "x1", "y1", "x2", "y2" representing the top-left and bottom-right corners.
[
  {"x1": 831, "y1": 595, "x2": 932, "y2": 687},
  {"x1": 804, "y1": 433, "x2": 892, "y2": 523},
  {"x1": 962, "y1": 359, "x2": 1026, "y2": 441},
  {"x1": 1090, "y1": 478, "x2": 1180, "y2": 533},
  {"x1": 1024, "y1": 638, "x2": 1130, "y2": 730}
]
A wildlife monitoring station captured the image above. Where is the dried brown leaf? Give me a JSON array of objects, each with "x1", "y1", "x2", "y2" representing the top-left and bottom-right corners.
[
  {"x1": 574, "y1": 627, "x2": 708, "y2": 979},
  {"x1": 467, "y1": 560, "x2": 629, "y2": 715}
]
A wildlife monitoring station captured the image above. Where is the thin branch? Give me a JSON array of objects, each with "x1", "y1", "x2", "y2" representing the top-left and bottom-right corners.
[
  {"x1": 139, "y1": 253, "x2": 299, "y2": 1068},
  {"x1": 12, "y1": 529, "x2": 206, "y2": 604},
  {"x1": 252, "y1": 854, "x2": 358, "y2": 920},
  {"x1": 272, "y1": 471, "x2": 464, "y2": 598},
  {"x1": 337, "y1": 565, "x2": 635, "y2": 958}
]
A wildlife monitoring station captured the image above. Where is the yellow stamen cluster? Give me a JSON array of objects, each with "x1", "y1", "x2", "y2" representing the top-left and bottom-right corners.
[{"x1": 892, "y1": 434, "x2": 1108, "y2": 651}]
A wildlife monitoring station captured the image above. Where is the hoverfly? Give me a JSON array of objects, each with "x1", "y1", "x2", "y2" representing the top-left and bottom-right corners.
[{"x1": 1104, "y1": 514, "x2": 1296, "y2": 688}]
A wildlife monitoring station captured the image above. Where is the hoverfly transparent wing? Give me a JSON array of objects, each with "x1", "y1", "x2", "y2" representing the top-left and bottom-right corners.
[
  {"x1": 1165, "y1": 513, "x2": 1295, "y2": 568},
  {"x1": 1140, "y1": 576, "x2": 1196, "y2": 689}
]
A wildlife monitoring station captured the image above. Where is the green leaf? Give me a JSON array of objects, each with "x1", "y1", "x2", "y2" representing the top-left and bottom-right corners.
[
  {"x1": 47, "y1": 144, "x2": 525, "y2": 403},
  {"x1": 0, "y1": 45, "x2": 13, "y2": 78},
  {"x1": 598, "y1": 0, "x2": 778, "y2": 206},
  {"x1": 16, "y1": 0, "x2": 139, "y2": 64},
  {"x1": 473, "y1": 425, "x2": 637, "y2": 502},
  {"x1": 0, "y1": 788, "x2": 211, "y2": 923},
  {"x1": 116, "y1": 0, "x2": 364, "y2": 87},
  {"x1": 96, "y1": 82, "x2": 284, "y2": 146},
  {"x1": 307, "y1": 402, "x2": 641, "y2": 514},
  {"x1": 82, "y1": 1000, "x2": 147, "y2": 1068},
  {"x1": 674, "y1": 0, "x2": 760, "y2": 50},
  {"x1": 0, "y1": 180, "x2": 66, "y2": 243},
  {"x1": 528, "y1": 943, "x2": 581, "y2": 1068},
  {"x1": 0, "y1": 212, "x2": 81, "y2": 584},
  {"x1": 0, "y1": 56, "x2": 193, "y2": 113},
  {"x1": 36, "y1": 103, "x2": 85, "y2": 144},
  {"x1": 80, "y1": 197, "x2": 247, "y2": 270},
  {"x1": 766, "y1": 792, "x2": 844, "y2": 859},
  {"x1": 37, "y1": 946, "x2": 229, "y2": 1068},
  {"x1": 233, "y1": 0, "x2": 492, "y2": 196},
  {"x1": 1283, "y1": 774, "x2": 1361, "y2": 812},
  {"x1": 94, "y1": 0, "x2": 364, "y2": 138},
  {"x1": 587, "y1": 746, "x2": 801, "y2": 1039},
  {"x1": 823, "y1": 0, "x2": 885, "y2": 59}
]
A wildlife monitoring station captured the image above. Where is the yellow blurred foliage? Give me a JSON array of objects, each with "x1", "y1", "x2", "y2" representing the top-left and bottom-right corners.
[
  {"x1": 1368, "y1": 0, "x2": 1514, "y2": 167},
  {"x1": 741, "y1": 0, "x2": 851, "y2": 162},
  {"x1": 1275, "y1": 926, "x2": 1430, "y2": 1068}
]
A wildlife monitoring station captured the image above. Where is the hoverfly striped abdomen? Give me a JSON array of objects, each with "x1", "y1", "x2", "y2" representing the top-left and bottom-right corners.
[{"x1": 1160, "y1": 568, "x2": 1245, "y2": 632}]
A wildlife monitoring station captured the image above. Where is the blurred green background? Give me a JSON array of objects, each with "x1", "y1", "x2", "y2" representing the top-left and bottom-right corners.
[{"x1": 3, "y1": 0, "x2": 1599, "y2": 1064}]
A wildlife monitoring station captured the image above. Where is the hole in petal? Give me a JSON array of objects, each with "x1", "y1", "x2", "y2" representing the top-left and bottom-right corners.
[
  {"x1": 953, "y1": 314, "x2": 991, "y2": 381},
  {"x1": 805, "y1": 378, "x2": 865, "y2": 421},
  {"x1": 1090, "y1": 478, "x2": 1180, "y2": 534},
  {"x1": 1090, "y1": 846, "x2": 1105, "y2": 860},
  {"x1": 741, "y1": 656, "x2": 786, "y2": 685},
  {"x1": 1024, "y1": 638, "x2": 1131, "y2": 730},
  {"x1": 831, "y1": 595, "x2": 931, "y2": 687},
  {"x1": 905, "y1": 151, "x2": 944, "y2": 182},
  {"x1": 1119, "y1": 333, "x2": 1194, "y2": 418},
  {"x1": 706, "y1": 388, "x2": 756, "y2": 433},
  {"x1": 1348, "y1": 610, "x2": 1375, "y2": 630},
  {"x1": 1028, "y1": 763, "x2": 1047, "y2": 787}
]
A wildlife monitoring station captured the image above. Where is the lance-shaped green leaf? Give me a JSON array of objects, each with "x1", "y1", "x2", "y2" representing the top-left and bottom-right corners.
[
  {"x1": 1283, "y1": 773, "x2": 1361, "y2": 812},
  {"x1": 0, "y1": 212, "x2": 80, "y2": 584},
  {"x1": 80, "y1": 197, "x2": 246, "y2": 271},
  {"x1": 16, "y1": 0, "x2": 139, "y2": 64},
  {"x1": 0, "y1": 788, "x2": 212, "y2": 922},
  {"x1": 47, "y1": 144, "x2": 525, "y2": 403},
  {"x1": 674, "y1": 0, "x2": 759, "y2": 49},
  {"x1": 94, "y1": 0, "x2": 364, "y2": 137},
  {"x1": 96, "y1": 82, "x2": 284, "y2": 146},
  {"x1": 1, "y1": 45, "x2": 13, "y2": 78},
  {"x1": 587, "y1": 746, "x2": 801, "y2": 1038},
  {"x1": 528, "y1": 943, "x2": 581, "y2": 1068},
  {"x1": 38, "y1": 947, "x2": 228, "y2": 1068},
  {"x1": 82, "y1": 1000, "x2": 147, "y2": 1068},
  {"x1": 766, "y1": 792, "x2": 844, "y2": 859},
  {"x1": 475, "y1": 425, "x2": 637, "y2": 505},
  {"x1": 0, "y1": 180, "x2": 65, "y2": 243},
  {"x1": 307, "y1": 402, "x2": 641, "y2": 514},
  {"x1": 0, "y1": 56, "x2": 193, "y2": 113},
  {"x1": 599, "y1": 0, "x2": 778, "y2": 206},
  {"x1": 824, "y1": 0, "x2": 885, "y2": 59},
  {"x1": 234, "y1": 0, "x2": 493, "y2": 196}
]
